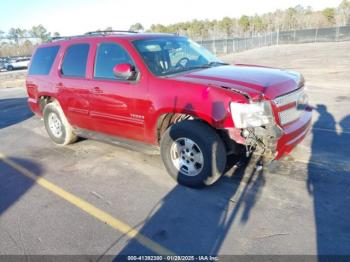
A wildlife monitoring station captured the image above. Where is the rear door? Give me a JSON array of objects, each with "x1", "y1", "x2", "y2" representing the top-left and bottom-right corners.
[
  {"x1": 88, "y1": 40, "x2": 148, "y2": 141},
  {"x1": 56, "y1": 43, "x2": 93, "y2": 130}
]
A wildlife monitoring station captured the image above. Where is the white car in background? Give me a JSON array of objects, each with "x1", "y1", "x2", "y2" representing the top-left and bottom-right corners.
[{"x1": 5, "y1": 57, "x2": 31, "y2": 71}]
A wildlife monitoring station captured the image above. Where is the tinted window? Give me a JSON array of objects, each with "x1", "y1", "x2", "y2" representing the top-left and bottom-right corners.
[
  {"x1": 94, "y1": 43, "x2": 134, "y2": 80},
  {"x1": 28, "y1": 46, "x2": 60, "y2": 75},
  {"x1": 61, "y1": 44, "x2": 89, "y2": 77}
]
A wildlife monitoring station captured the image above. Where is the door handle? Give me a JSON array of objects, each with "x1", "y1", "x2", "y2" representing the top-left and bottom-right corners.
[
  {"x1": 56, "y1": 82, "x2": 64, "y2": 89},
  {"x1": 91, "y1": 86, "x2": 103, "y2": 94}
]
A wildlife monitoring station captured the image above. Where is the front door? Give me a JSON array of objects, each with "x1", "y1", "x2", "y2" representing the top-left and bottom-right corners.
[{"x1": 89, "y1": 41, "x2": 147, "y2": 142}]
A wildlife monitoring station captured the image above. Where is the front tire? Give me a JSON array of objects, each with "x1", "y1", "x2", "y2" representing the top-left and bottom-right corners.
[
  {"x1": 6, "y1": 65, "x2": 13, "y2": 71},
  {"x1": 160, "y1": 120, "x2": 226, "y2": 187},
  {"x1": 43, "y1": 101, "x2": 77, "y2": 146}
]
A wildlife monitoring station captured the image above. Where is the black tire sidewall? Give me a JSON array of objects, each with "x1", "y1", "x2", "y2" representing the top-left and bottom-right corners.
[
  {"x1": 161, "y1": 120, "x2": 226, "y2": 187},
  {"x1": 43, "y1": 104, "x2": 67, "y2": 145}
]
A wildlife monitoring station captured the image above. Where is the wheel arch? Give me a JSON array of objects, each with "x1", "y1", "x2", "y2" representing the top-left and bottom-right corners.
[
  {"x1": 38, "y1": 95, "x2": 60, "y2": 113},
  {"x1": 155, "y1": 111, "x2": 214, "y2": 144}
]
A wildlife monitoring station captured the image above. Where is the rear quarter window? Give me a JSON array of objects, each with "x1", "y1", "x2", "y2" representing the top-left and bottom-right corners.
[{"x1": 28, "y1": 45, "x2": 60, "y2": 75}]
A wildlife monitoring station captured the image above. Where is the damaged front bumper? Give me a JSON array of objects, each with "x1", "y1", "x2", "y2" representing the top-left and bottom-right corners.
[{"x1": 226, "y1": 110, "x2": 313, "y2": 160}]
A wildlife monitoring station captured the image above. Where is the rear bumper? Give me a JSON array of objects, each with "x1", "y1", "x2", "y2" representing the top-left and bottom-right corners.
[
  {"x1": 28, "y1": 98, "x2": 41, "y2": 116},
  {"x1": 274, "y1": 110, "x2": 312, "y2": 159}
]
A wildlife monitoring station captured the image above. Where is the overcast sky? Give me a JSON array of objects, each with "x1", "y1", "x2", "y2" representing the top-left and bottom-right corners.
[{"x1": 1, "y1": 0, "x2": 342, "y2": 35}]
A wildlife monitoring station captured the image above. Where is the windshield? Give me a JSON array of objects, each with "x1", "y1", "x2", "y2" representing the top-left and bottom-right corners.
[{"x1": 133, "y1": 37, "x2": 226, "y2": 76}]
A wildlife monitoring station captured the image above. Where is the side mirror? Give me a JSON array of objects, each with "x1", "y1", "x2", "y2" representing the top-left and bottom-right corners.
[{"x1": 113, "y1": 63, "x2": 137, "y2": 81}]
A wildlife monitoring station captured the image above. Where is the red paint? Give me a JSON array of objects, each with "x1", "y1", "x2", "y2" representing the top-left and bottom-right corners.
[{"x1": 26, "y1": 34, "x2": 312, "y2": 159}]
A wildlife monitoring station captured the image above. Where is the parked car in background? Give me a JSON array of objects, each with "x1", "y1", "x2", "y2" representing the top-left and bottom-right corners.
[
  {"x1": 5, "y1": 57, "x2": 31, "y2": 71},
  {"x1": 0, "y1": 58, "x2": 9, "y2": 72},
  {"x1": 0, "y1": 62, "x2": 6, "y2": 72},
  {"x1": 26, "y1": 31, "x2": 312, "y2": 187}
]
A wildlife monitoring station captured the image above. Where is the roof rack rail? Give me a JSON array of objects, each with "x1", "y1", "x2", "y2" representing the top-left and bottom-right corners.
[
  {"x1": 49, "y1": 35, "x2": 85, "y2": 42},
  {"x1": 48, "y1": 30, "x2": 139, "y2": 42},
  {"x1": 84, "y1": 30, "x2": 138, "y2": 35}
]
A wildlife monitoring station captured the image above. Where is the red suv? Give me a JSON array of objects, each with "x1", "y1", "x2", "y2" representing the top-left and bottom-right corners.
[{"x1": 26, "y1": 31, "x2": 312, "y2": 187}]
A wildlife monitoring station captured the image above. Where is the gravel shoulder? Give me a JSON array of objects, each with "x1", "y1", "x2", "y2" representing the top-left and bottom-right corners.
[{"x1": 0, "y1": 70, "x2": 27, "y2": 89}]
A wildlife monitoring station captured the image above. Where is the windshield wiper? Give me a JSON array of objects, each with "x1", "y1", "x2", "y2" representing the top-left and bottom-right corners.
[
  {"x1": 185, "y1": 62, "x2": 229, "y2": 70},
  {"x1": 162, "y1": 66, "x2": 209, "y2": 76},
  {"x1": 162, "y1": 62, "x2": 229, "y2": 77},
  {"x1": 183, "y1": 62, "x2": 229, "y2": 71},
  {"x1": 205, "y1": 61, "x2": 230, "y2": 66}
]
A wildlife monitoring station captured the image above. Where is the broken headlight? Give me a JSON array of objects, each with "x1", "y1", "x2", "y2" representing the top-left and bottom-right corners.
[{"x1": 230, "y1": 101, "x2": 274, "y2": 128}]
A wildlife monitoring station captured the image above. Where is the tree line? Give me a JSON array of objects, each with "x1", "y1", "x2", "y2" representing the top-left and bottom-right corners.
[
  {"x1": 0, "y1": 24, "x2": 60, "y2": 57},
  {"x1": 133, "y1": 0, "x2": 350, "y2": 39},
  {"x1": 1, "y1": 1, "x2": 349, "y2": 57}
]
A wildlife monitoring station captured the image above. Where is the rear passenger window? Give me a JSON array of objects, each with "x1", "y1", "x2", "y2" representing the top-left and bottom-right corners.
[
  {"x1": 94, "y1": 43, "x2": 134, "y2": 80},
  {"x1": 61, "y1": 44, "x2": 89, "y2": 78},
  {"x1": 28, "y1": 46, "x2": 59, "y2": 75}
]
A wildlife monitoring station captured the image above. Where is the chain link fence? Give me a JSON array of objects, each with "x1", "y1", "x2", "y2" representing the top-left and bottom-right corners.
[
  {"x1": 198, "y1": 25, "x2": 350, "y2": 55},
  {"x1": 2, "y1": 26, "x2": 350, "y2": 57}
]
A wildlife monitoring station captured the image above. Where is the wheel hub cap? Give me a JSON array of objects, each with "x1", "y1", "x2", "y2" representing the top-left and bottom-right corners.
[
  {"x1": 170, "y1": 138, "x2": 204, "y2": 176},
  {"x1": 48, "y1": 112, "x2": 62, "y2": 138}
]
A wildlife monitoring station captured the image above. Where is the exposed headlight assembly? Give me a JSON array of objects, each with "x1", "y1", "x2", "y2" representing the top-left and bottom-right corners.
[{"x1": 230, "y1": 101, "x2": 274, "y2": 128}]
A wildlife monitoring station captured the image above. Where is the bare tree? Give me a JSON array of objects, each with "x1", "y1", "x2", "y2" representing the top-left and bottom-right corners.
[
  {"x1": 336, "y1": 0, "x2": 350, "y2": 25},
  {"x1": 8, "y1": 28, "x2": 27, "y2": 44},
  {"x1": 129, "y1": 23, "x2": 144, "y2": 32},
  {"x1": 29, "y1": 24, "x2": 51, "y2": 42}
]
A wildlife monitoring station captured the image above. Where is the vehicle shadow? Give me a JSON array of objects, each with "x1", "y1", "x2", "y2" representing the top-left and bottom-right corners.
[
  {"x1": 93, "y1": 102, "x2": 267, "y2": 259},
  {"x1": 96, "y1": 154, "x2": 265, "y2": 259},
  {"x1": 307, "y1": 105, "x2": 350, "y2": 259},
  {"x1": 0, "y1": 157, "x2": 43, "y2": 216},
  {"x1": 0, "y1": 97, "x2": 33, "y2": 129}
]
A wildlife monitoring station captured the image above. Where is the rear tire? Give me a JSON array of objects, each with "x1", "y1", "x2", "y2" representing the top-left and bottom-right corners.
[
  {"x1": 43, "y1": 101, "x2": 77, "y2": 146},
  {"x1": 160, "y1": 120, "x2": 226, "y2": 187}
]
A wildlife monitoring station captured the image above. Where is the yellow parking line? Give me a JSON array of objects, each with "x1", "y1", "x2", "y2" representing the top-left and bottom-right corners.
[{"x1": 0, "y1": 152, "x2": 174, "y2": 255}]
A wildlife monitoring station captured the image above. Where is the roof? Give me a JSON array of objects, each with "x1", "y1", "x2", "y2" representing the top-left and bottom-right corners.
[{"x1": 49, "y1": 31, "x2": 184, "y2": 44}]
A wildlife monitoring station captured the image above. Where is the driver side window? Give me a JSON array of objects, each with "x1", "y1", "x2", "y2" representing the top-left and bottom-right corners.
[{"x1": 94, "y1": 42, "x2": 134, "y2": 80}]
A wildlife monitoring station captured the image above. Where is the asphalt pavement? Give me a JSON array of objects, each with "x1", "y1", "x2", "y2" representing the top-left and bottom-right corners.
[{"x1": 1, "y1": 42, "x2": 350, "y2": 258}]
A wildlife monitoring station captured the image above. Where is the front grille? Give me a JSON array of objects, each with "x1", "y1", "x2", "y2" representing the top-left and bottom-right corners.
[
  {"x1": 278, "y1": 107, "x2": 301, "y2": 125},
  {"x1": 274, "y1": 88, "x2": 305, "y2": 125},
  {"x1": 274, "y1": 88, "x2": 304, "y2": 107}
]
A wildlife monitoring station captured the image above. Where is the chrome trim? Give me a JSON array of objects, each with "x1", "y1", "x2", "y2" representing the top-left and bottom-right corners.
[
  {"x1": 274, "y1": 88, "x2": 304, "y2": 107},
  {"x1": 274, "y1": 88, "x2": 305, "y2": 125}
]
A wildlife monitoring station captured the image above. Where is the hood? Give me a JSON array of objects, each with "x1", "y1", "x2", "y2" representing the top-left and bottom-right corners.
[{"x1": 171, "y1": 64, "x2": 303, "y2": 100}]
